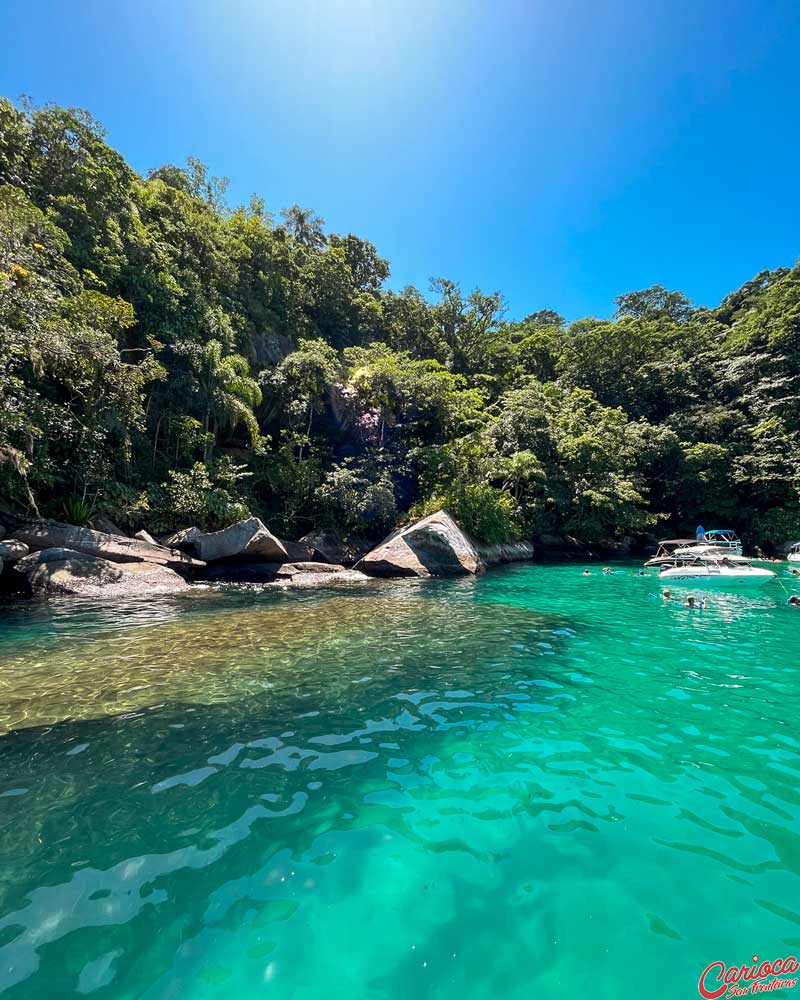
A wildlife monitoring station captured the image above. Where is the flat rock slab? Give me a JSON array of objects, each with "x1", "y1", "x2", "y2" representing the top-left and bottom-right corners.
[
  {"x1": 193, "y1": 517, "x2": 289, "y2": 562},
  {"x1": 197, "y1": 560, "x2": 366, "y2": 587},
  {"x1": 15, "y1": 548, "x2": 190, "y2": 598},
  {"x1": 12, "y1": 521, "x2": 203, "y2": 571}
]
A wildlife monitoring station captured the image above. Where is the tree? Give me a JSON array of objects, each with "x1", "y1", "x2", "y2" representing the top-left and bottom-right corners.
[
  {"x1": 614, "y1": 284, "x2": 693, "y2": 323},
  {"x1": 429, "y1": 278, "x2": 506, "y2": 375},
  {"x1": 280, "y1": 204, "x2": 326, "y2": 248},
  {"x1": 192, "y1": 340, "x2": 262, "y2": 461}
]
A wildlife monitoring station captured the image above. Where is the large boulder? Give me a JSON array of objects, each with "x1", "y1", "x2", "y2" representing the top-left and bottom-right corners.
[
  {"x1": 15, "y1": 548, "x2": 190, "y2": 598},
  {"x1": 0, "y1": 539, "x2": 29, "y2": 563},
  {"x1": 160, "y1": 526, "x2": 201, "y2": 550},
  {"x1": 356, "y1": 510, "x2": 484, "y2": 578},
  {"x1": 193, "y1": 517, "x2": 289, "y2": 562},
  {"x1": 88, "y1": 515, "x2": 127, "y2": 537},
  {"x1": 282, "y1": 538, "x2": 316, "y2": 561},
  {"x1": 11, "y1": 520, "x2": 203, "y2": 571},
  {"x1": 134, "y1": 529, "x2": 157, "y2": 545}
]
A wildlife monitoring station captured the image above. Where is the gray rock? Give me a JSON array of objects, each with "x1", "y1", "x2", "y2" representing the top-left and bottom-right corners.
[
  {"x1": 134, "y1": 529, "x2": 157, "y2": 545},
  {"x1": 477, "y1": 541, "x2": 534, "y2": 566},
  {"x1": 193, "y1": 517, "x2": 289, "y2": 562},
  {"x1": 14, "y1": 547, "x2": 190, "y2": 597},
  {"x1": 356, "y1": 510, "x2": 484, "y2": 578},
  {"x1": 160, "y1": 526, "x2": 201, "y2": 550},
  {"x1": 11, "y1": 520, "x2": 204, "y2": 571},
  {"x1": 198, "y1": 560, "x2": 364, "y2": 587},
  {"x1": 88, "y1": 515, "x2": 128, "y2": 537},
  {"x1": 0, "y1": 539, "x2": 30, "y2": 563},
  {"x1": 274, "y1": 561, "x2": 348, "y2": 577},
  {"x1": 282, "y1": 538, "x2": 316, "y2": 561}
]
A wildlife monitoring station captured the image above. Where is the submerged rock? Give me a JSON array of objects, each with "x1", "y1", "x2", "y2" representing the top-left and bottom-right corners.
[
  {"x1": 11, "y1": 520, "x2": 203, "y2": 571},
  {"x1": 357, "y1": 510, "x2": 485, "y2": 578},
  {"x1": 192, "y1": 517, "x2": 289, "y2": 562},
  {"x1": 14, "y1": 547, "x2": 190, "y2": 597},
  {"x1": 197, "y1": 559, "x2": 367, "y2": 587}
]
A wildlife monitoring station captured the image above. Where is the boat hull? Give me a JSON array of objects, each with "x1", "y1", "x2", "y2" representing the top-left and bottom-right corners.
[{"x1": 659, "y1": 568, "x2": 776, "y2": 587}]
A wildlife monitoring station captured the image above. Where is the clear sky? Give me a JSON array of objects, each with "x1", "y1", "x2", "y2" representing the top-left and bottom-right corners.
[{"x1": 2, "y1": 0, "x2": 799, "y2": 320}]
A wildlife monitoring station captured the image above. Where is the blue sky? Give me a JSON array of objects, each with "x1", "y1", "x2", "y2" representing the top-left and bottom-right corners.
[{"x1": 2, "y1": 0, "x2": 799, "y2": 320}]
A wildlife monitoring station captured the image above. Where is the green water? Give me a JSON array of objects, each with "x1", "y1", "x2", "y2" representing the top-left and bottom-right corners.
[{"x1": 0, "y1": 563, "x2": 798, "y2": 999}]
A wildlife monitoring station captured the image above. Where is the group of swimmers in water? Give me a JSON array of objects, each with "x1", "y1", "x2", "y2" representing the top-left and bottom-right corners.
[
  {"x1": 581, "y1": 566, "x2": 800, "y2": 607},
  {"x1": 661, "y1": 589, "x2": 707, "y2": 608}
]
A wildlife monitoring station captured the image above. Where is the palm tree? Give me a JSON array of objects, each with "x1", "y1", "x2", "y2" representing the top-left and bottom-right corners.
[
  {"x1": 195, "y1": 340, "x2": 262, "y2": 461},
  {"x1": 280, "y1": 204, "x2": 326, "y2": 248}
]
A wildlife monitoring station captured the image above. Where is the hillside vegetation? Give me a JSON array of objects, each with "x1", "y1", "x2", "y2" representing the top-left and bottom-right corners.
[{"x1": 1, "y1": 99, "x2": 799, "y2": 548}]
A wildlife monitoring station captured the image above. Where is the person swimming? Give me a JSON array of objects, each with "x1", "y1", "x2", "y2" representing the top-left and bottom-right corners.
[
  {"x1": 582, "y1": 569, "x2": 591, "y2": 576},
  {"x1": 602, "y1": 567, "x2": 613, "y2": 575},
  {"x1": 683, "y1": 596, "x2": 707, "y2": 608},
  {"x1": 662, "y1": 589, "x2": 672, "y2": 601},
  {"x1": 788, "y1": 595, "x2": 800, "y2": 607}
]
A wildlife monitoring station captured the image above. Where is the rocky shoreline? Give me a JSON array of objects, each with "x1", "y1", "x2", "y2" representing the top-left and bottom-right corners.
[{"x1": 0, "y1": 509, "x2": 538, "y2": 601}]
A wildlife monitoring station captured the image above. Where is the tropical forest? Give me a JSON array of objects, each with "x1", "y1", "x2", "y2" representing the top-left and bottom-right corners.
[{"x1": 1, "y1": 97, "x2": 799, "y2": 551}]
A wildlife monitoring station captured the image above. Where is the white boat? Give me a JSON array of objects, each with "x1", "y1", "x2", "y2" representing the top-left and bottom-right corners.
[
  {"x1": 644, "y1": 539, "x2": 697, "y2": 568},
  {"x1": 674, "y1": 542, "x2": 742, "y2": 559},
  {"x1": 788, "y1": 542, "x2": 800, "y2": 564},
  {"x1": 691, "y1": 529, "x2": 743, "y2": 555},
  {"x1": 659, "y1": 556, "x2": 776, "y2": 587}
]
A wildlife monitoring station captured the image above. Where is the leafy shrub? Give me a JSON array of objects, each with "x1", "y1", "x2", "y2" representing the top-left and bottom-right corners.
[
  {"x1": 411, "y1": 482, "x2": 522, "y2": 545},
  {"x1": 152, "y1": 460, "x2": 252, "y2": 532},
  {"x1": 314, "y1": 457, "x2": 397, "y2": 538},
  {"x1": 94, "y1": 482, "x2": 152, "y2": 529}
]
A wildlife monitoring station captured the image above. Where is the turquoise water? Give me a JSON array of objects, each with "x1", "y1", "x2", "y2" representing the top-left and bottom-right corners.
[{"x1": 0, "y1": 563, "x2": 799, "y2": 998}]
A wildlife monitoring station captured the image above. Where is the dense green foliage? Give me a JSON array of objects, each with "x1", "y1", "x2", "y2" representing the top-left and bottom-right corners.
[{"x1": 1, "y1": 98, "x2": 798, "y2": 546}]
